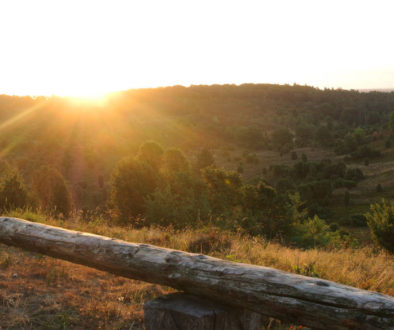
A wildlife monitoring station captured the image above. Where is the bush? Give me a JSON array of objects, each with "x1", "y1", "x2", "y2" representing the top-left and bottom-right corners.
[
  {"x1": 290, "y1": 215, "x2": 341, "y2": 248},
  {"x1": 145, "y1": 186, "x2": 198, "y2": 228},
  {"x1": 291, "y1": 151, "x2": 298, "y2": 160},
  {"x1": 345, "y1": 168, "x2": 364, "y2": 181},
  {"x1": 136, "y1": 141, "x2": 164, "y2": 170},
  {"x1": 32, "y1": 166, "x2": 73, "y2": 216},
  {"x1": 365, "y1": 200, "x2": 394, "y2": 252},
  {"x1": 195, "y1": 148, "x2": 215, "y2": 171},
  {"x1": 110, "y1": 158, "x2": 160, "y2": 222},
  {"x1": 0, "y1": 171, "x2": 28, "y2": 211},
  {"x1": 351, "y1": 214, "x2": 367, "y2": 227}
]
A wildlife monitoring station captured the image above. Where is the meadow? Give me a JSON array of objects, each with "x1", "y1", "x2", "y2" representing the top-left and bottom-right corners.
[{"x1": 0, "y1": 210, "x2": 392, "y2": 329}]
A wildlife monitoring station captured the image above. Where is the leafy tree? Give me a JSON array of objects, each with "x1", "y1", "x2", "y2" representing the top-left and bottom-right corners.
[
  {"x1": 389, "y1": 111, "x2": 394, "y2": 132},
  {"x1": 202, "y1": 167, "x2": 242, "y2": 214},
  {"x1": 271, "y1": 128, "x2": 293, "y2": 150},
  {"x1": 110, "y1": 158, "x2": 160, "y2": 222},
  {"x1": 0, "y1": 171, "x2": 28, "y2": 211},
  {"x1": 365, "y1": 200, "x2": 394, "y2": 252},
  {"x1": 344, "y1": 190, "x2": 350, "y2": 206},
  {"x1": 290, "y1": 215, "x2": 341, "y2": 248},
  {"x1": 32, "y1": 166, "x2": 73, "y2": 216},
  {"x1": 163, "y1": 148, "x2": 189, "y2": 173},
  {"x1": 315, "y1": 126, "x2": 332, "y2": 147},
  {"x1": 291, "y1": 151, "x2": 298, "y2": 160},
  {"x1": 353, "y1": 127, "x2": 366, "y2": 144},
  {"x1": 136, "y1": 141, "x2": 164, "y2": 170}
]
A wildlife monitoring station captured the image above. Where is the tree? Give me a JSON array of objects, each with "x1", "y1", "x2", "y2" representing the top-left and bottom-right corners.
[
  {"x1": 271, "y1": 128, "x2": 293, "y2": 150},
  {"x1": 365, "y1": 200, "x2": 394, "y2": 252},
  {"x1": 389, "y1": 111, "x2": 394, "y2": 132},
  {"x1": 195, "y1": 148, "x2": 215, "y2": 171},
  {"x1": 136, "y1": 141, "x2": 164, "y2": 170},
  {"x1": 0, "y1": 171, "x2": 28, "y2": 211},
  {"x1": 291, "y1": 151, "x2": 298, "y2": 160},
  {"x1": 32, "y1": 166, "x2": 73, "y2": 216},
  {"x1": 202, "y1": 167, "x2": 242, "y2": 214},
  {"x1": 344, "y1": 190, "x2": 350, "y2": 206},
  {"x1": 163, "y1": 148, "x2": 189, "y2": 173},
  {"x1": 110, "y1": 158, "x2": 160, "y2": 222}
]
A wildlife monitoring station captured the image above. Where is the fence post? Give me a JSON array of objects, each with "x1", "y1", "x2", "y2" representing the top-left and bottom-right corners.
[{"x1": 144, "y1": 292, "x2": 266, "y2": 330}]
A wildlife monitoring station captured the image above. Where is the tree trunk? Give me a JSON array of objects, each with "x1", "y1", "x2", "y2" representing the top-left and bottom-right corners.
[{"x1": 0, "y1": 217, "x2": 393, "y2": 329}]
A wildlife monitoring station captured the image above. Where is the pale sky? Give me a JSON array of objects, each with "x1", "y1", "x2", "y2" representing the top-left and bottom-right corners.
[{"x1": 0, "y1": 0, "x2": 393, "y2": 97}]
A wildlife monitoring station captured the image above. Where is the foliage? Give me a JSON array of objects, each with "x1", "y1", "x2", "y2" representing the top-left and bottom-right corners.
[
  {"x1": 365, "y1": 200, "x2": 394, "y2": 252},
  {"x1": 201, "y1": 166, "x2": 242, "y2": 214},
  {"x1": 110, "y1": 158, "x2": 160, "y2": 222},
  {"x1": 32, "y1": 166, "x2": 73, "y2": 216},
  {"x1": 271, "y1": 128, "x2": 293, "y2": 150},
  {"x1": 195, "y1": 148, "x2": 215, "y2": 171},
  {"x1": 290, "y1": 215, "x2": 341, "y2": 248},
  {"x1": 136, "y1": 141, "x2": 164, "y2": 170},
  {"x1": 0, "y1": 170, "x2": 28, "y2": 211}
]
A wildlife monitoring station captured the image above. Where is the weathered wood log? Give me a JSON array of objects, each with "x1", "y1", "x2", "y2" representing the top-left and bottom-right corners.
[
  {"x1": 144, "y1": 292, "x2": 266, "y2": 330},
  {"x1": 0, "y1": 217, "x2": 393, "y2": 329}
]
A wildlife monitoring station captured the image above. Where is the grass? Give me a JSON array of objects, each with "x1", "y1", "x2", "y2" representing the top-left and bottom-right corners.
[{"x1": 0, "y1": 210, "x2": 393, "y2": 329}]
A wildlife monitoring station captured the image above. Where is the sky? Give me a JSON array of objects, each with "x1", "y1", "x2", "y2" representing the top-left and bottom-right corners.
[{"x1": 0, "y1": 0, "x2": 393, "y2": 97}]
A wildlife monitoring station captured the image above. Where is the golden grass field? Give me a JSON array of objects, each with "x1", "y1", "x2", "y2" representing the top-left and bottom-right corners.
[{"x1": 0, "y1": 211, "x2": 392, "y2": 329}]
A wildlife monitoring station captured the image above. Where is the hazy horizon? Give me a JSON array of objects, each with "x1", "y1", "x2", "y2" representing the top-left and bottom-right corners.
[{"x1": 1, "y1": 83, "x2": 394, "y2": 99}]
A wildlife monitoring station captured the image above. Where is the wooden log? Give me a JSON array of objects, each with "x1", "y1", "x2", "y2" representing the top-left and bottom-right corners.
[
  {"x1": 0, "y1": 217, "x2": 393, "y2": 329},
  {"x1": 144, "y1": 292, "x2": 266, "y2": 330}
]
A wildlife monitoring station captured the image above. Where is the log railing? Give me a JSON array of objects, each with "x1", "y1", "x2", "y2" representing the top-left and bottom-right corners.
[{"x1": 0, "y1": 217, "x2": 393, "y2": 329}]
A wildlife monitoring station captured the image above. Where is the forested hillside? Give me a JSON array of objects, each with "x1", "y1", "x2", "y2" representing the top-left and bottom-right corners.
[
  {"x1": 0, "y1": 84, "x2": 394, "y2": 249},
  {"x1": 1, "y1": 84, "x2": 394, "y2": 328}
]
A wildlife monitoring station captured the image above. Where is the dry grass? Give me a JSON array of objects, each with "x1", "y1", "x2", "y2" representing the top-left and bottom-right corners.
[{"x1": 0, "y1": 213, "x2": 393, "y2": 329}]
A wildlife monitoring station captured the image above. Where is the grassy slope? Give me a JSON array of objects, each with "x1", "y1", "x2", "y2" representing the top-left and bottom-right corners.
[{"x1": 0, "y1": 211, "x2": 392, "y2": 329}]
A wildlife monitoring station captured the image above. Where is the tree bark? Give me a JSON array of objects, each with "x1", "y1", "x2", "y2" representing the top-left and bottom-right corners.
[{"x1": 0, "y1": 217, "x2": 393, "y2": 329}]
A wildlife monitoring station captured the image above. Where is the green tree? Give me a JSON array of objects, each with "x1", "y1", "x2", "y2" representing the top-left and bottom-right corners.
[
  {"x1": 389, "y1": 111, "x2": 394, "y2": 132},
  {"x1": 110, "y1": 158, "x2": 160, "y2": 222},
  {"x1": 0, "y1": 171, "x2": 28, "y2": 211},
  {"x1": 163, "y1": 148, "x2": 189, "y2": 173},
  {"x1": 195, "y1": 148, "x2": 215, "y2": 171},
  {"x1": 32, "y1": 166, "x2": 73, "y2": 216},
  {"x1": 136, "y1": 141, "x2": 164, "y2": 170},
  {"x1": 365, "y1": 200, "x2": 394, "y2": 252},
  {"x1": 271, "y1": 128, "x2": 293, "y2": 150},
  {"x1": 202, "y1": 167, "x2": 242, "y2": 214}
]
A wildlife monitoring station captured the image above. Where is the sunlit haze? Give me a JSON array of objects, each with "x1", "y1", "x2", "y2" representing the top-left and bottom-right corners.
[{"x1": 1, "y1": 0, "x2": 393, "y2": 97}]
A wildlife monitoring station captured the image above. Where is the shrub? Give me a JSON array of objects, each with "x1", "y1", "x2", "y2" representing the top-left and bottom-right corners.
[
  {"x1": 136, "y1": 141, "x2": 164, "y2": 170},
  {"x1": 110, "y1": 158, "x2": 160, "y2": 222},
  {"x1": 291, "y1": 151, "x2": 298, "y2": 160},
  {"x1": 163, "y1": 148, "x2": 189, "y2": 173},
  {"x1": 195, "y1": 148, "x2": 215, "y2": 171},
  {"x1": 290, "y1": 215, "x2": 341, "y2": 248},
  {"x1": 32, "y1": 166, "x2": 73, "y2": 216},
  {"x1": 351, "y1": 214, "x2": 367, "y2": 227},
  {"x1": 202, "y1": 167, "x2": 242, "y2": 214},
  {"x1": 345, "y1": 168, "x2": 364, "y2": 181},
  {"x1": 145, "y1": 186, "x2": 198, "y2": 228},
  {"x1": 365, "y1": 200, "x2": 394, "y2": 252},
  {"x1": 0, "y1": 171, "x2": 28, "y2": 211}
]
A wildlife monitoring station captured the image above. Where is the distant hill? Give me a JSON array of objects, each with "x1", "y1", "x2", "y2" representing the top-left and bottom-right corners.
[{"x1": 0, "y1": 83, "x2": 394, "y2": 210}]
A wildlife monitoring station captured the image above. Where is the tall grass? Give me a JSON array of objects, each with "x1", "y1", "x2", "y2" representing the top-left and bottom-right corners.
[{"x1": 5, "y1": 209, "x2": 393, "y2": 295}]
